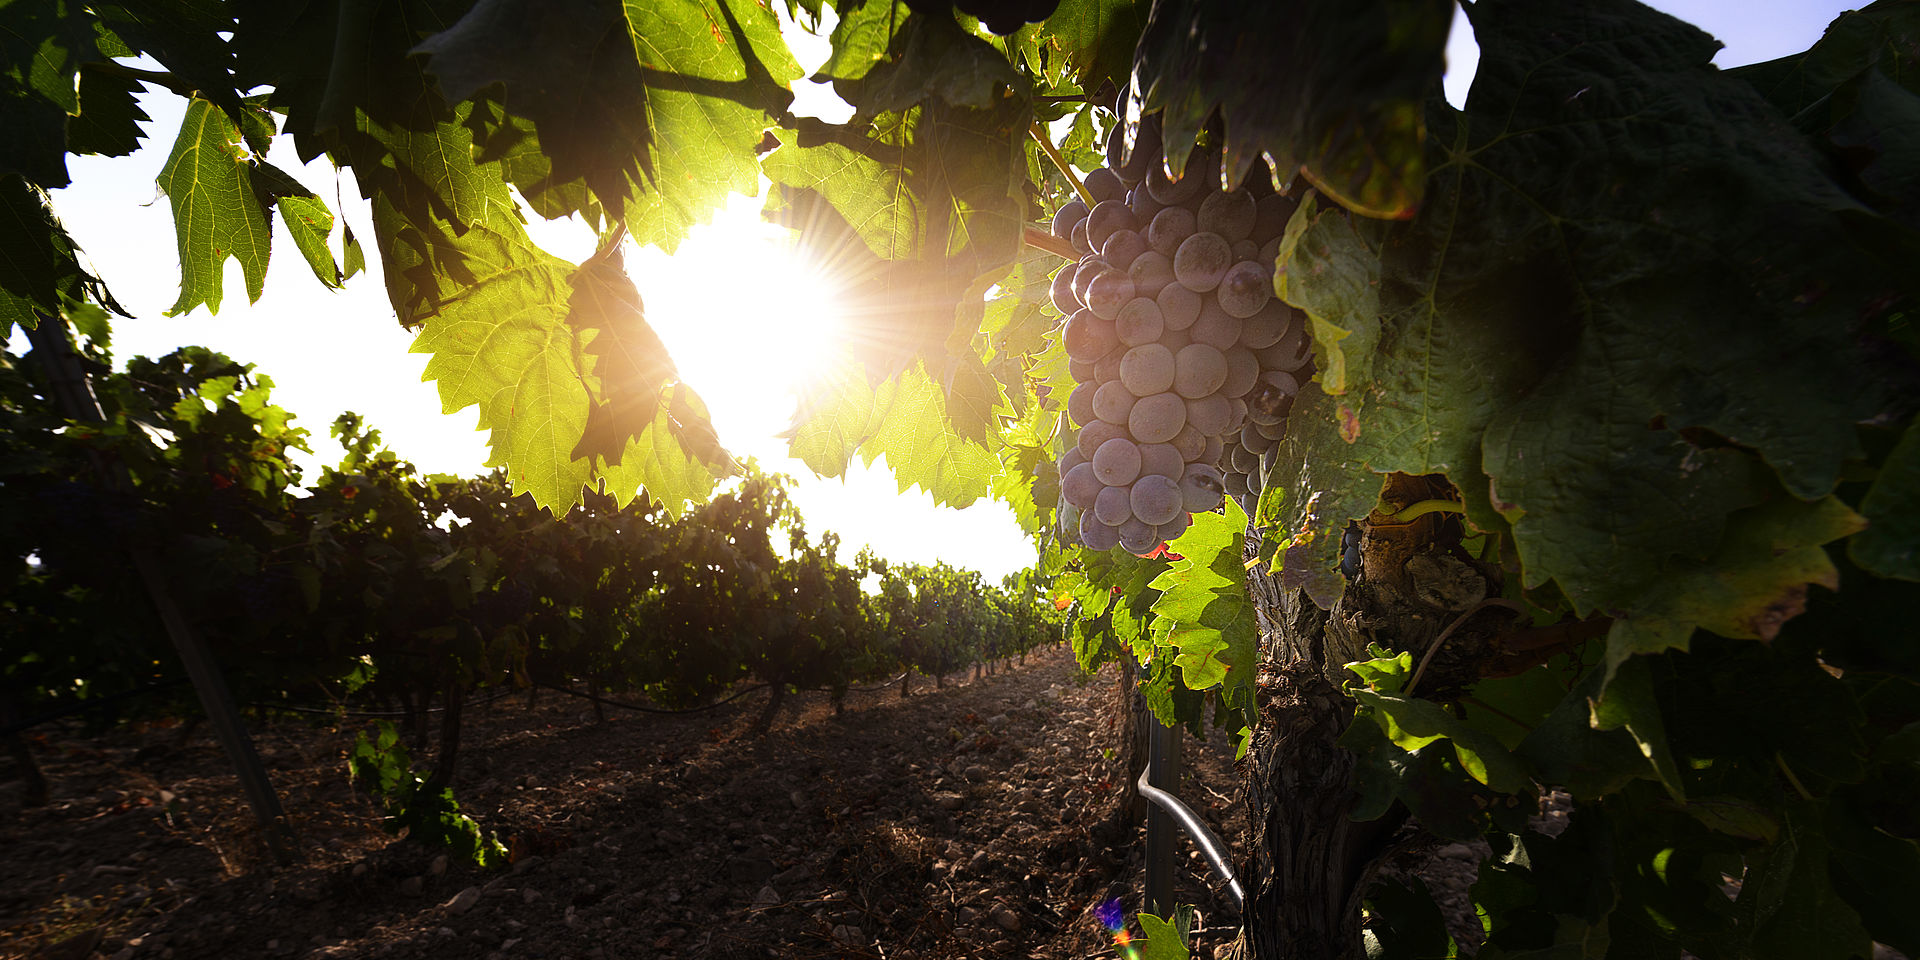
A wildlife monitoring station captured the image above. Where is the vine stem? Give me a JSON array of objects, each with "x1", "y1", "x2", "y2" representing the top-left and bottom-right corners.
[
  {"x1": 1380, "y1": 498, "x2": 1467, "y2": 523},
  {"x1": 1029, "y1": 122, "x2": 1097, "y2": 210},
  {"x1": 1022, "y1": 226, "x2": 1078, "y2": 260},
  {"x1": 1405, "y1": 598, "x2": 1526, "y2": 698}
]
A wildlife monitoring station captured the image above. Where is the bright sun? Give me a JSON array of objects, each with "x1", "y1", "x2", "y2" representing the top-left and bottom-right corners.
[{"x1": 625, "y1": 191, "x2": 846, "y2": 457}]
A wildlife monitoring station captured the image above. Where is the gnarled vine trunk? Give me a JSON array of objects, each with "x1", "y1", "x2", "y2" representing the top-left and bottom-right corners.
[{"x1": 1240, "y1": 475, "x2": 1512, "y2": 959}]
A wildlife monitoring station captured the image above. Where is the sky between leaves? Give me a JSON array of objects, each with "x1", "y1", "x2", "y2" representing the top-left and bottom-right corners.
[{"x1": 15, "y1": 0, "x2": 1857, "y2": 582}]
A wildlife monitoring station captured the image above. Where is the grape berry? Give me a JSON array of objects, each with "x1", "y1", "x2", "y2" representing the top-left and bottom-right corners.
[{"x1": 1052, "y1": 113, "x2": 1312, "y2": 557}]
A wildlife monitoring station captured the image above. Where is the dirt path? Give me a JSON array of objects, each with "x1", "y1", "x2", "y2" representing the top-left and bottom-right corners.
[{"x1": 1, "y1": 647, "x2": 1248, "y2": 960}]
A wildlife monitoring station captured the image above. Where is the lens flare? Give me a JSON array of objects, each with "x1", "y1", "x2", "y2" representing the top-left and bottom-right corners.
[{"x1": 1096, "y1": 898, "x2": 1139, "y2": 958}]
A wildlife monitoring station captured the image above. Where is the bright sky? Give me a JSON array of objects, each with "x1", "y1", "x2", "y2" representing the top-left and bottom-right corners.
[{"x1": 17, "y1": 2, "x2": 1859, "y2": 582}]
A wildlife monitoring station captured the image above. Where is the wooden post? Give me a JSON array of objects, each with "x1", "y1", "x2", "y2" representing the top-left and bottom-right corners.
[
  {"x1": 24, "y1": 317, "x2": 297, "y2": 864},
  {"x1": 1145, "y1": 715, "x2": 1183, "y2": 917}
]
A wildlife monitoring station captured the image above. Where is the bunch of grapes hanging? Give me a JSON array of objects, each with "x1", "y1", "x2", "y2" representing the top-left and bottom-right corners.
[{"x1": 1052, "y1": 109, "x2": 1313, "y2": 557}]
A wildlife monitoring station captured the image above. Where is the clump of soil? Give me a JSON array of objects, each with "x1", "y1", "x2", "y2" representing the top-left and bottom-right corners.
[{"x1": 1, "y1": 647, "x2": 1248, "y2": 960}]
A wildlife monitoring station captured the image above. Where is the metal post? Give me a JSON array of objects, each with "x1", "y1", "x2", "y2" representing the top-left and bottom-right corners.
[
  {"x1": 24, "y1": 316, "x2": 297, "y2": 864},
  {"x1": 1144, "y1": 715, "x2": 1183, "y2": 917}
]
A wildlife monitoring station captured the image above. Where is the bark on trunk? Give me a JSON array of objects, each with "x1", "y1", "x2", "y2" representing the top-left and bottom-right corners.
[
  {"x1": 422, "y1": 679, "x2": 463, "y2": 795},
  {"x1": 409, "y1": 686, "x2": 433, "y2": 752},
  {"x1": 1239, "y1": 474, "x2": 1508, "y2": 960}
]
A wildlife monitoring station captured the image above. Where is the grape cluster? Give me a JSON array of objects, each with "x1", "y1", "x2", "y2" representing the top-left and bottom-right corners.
[{"x1": 1051, "y1": 115, "x2": 1313, "y2": 556}]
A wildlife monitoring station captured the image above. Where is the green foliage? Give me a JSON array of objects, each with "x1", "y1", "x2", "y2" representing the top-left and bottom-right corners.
[
  {"x1": 156, "y1": 98, "x2": 273, "y2": 316},
  {"x1": 7, "y1": 1, "x2": 1920, "y2": 954},
  {"x1": 1146, "y1": 500, "x2": 1256, "y2": 723},
  {"x1": 347, "y1": 721, "x2": 506, "y2": 867},
  {"x1": 1129, "y1": 0, "x2": 1449, "y2": 216},
  {"x1": 1130, "y1": 910, "x2": 1193, "y2": 960}
]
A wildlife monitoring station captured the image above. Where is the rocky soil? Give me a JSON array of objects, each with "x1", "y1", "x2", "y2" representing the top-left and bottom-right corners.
[{"x1": 1, "y1": 646, "x2": 1250, "y2": 960}]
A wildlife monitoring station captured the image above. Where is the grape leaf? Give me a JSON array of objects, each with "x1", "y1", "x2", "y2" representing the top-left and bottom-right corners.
[
  {"x1": 1037, "y1": 0, "x2": 1143, "y2": 91},
  {"x1": 616, "y1": 0, "x2": 801, "y2": 251},
  {"x1": 1825, "y1": 792, "x2": 1920, "y2": 954},
  {"x1": 0, "y1": 0, "x2": 116, "y2": 187},
  {"x1": 832, "y1": 11, "x2": 1020, "y2": 114},
  {"x1": 1734, "y1": 2, "x2": 1920, "y2": 118},
  {"x1": 814, "y1": 0, "x2": 906, "y2": 83},
  {"x1": 93, "y1": 1, "x2": 244, "y2": 122},
  {"x1": 1275, "y1": 196, "x2": 1381, "y2": 397},
  {"x1": 401, "y1": 209, "x2": 588, "y2": 511},
  {"x1": 1605, "y1": 495, "x2": 1866, "y2": 680},
  {"x1": 1131, "y1": 911, "x2": 1192, "y2": 960},
  {"x1": 275, "y1": 195, "x2": 341, "y2": 289},
  {"x1": 786, "y1": 361, "x2": 999, "y2": 507},
  {"x1": 1138, "y1": 655, "x2": 1206, "y2": 733},
  {"x1": 1849, "y1": 415, "x2": 1920, "y2": 580},
  {"x1": 1148, "y1": 499, "x2": 1257, "y2": 716},
  {"x1": 595, "y1": 385, "x2": 723, "y2": 517},
  {"x1": 1253, "y1": 383, "x2": 1383, "y2": 610},
  {"x1": 1518, "y1": 661, "x2": 1674, "y2": 801},
  {"x1": 769, "y1": 97, "x2": 1028, "y2": 477},
  {"x1": 988, "y1": 398, "x2": 1058, "y2": 535},
  {"x1": 0, "y1": 175, "x2": 120, "y2": 329},
  {"x1": 763, "y1": 127, "x2": 917, "y2": 261},
  {"x1": 156, "y1": 98, "x2": 273, "y2": 317},
  {"x1": 1586, "y1": 656, "x2": 1684, "y2": 801},
  {"x1": 1128, "y1": 0, "x2": 1449, "y2": 215},
  {"x1": 1062, "y1": 546, "x2": 1166, "y2": 668},
  {"x1": 564, "y1": 245, "x2": 728, "y2": 512},
  {"x1": 1346, "y1": 646, "x2": 1531, "y2": 794},
  {"x1": 415, "y1": 0, "x2": 656, "y2": 220},
  {"x1": 1267, "y1": 0, "x2": 1902, "y2": 623},
  {"x1": 66, "y1": 67, "x2": 150, "y2": 158}
]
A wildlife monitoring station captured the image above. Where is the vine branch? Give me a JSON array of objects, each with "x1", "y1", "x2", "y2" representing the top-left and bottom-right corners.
[
  {"x1": 1379, "y1": 498, "x2": 1466, "y2": 524},
  {"x1": 1406, "y1": 598, "x2": 1525, "y2": 697},
  {"x1": 1022, "y1": 226, "x2": 1078, "y2": 260},
  {"x1": 1029, "y1": 122, "x2": 1097, "y2": 210}
]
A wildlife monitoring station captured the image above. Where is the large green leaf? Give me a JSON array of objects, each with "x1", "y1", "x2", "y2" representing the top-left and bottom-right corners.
[
  {"x1": 831, "y1": 10, "x2": 1020, "y2": 114},
  {"x1": 0, "y1": 175, "x2": 119, "y2": 329},
  {"x1": 1345, "y1": 646, "x2": 1531, "y2": 795},
  {"x1": 417, "y1": 0, "x2": 654, "y2": 220},
  {"x1": 157, "y1": 98, "x2": 272, "y2": 317},
  {"x1": 1605, "y1": 494, "x2": 1866, "y2": 677},
  {"x1": 1128, "y1": 0, "x2": 1450, "y2": 215},
  {"x1": 0, "y1": 0, "x2": 120, "y2": 187},
  {"x1": 565, "y1": 247, "x2": 727, "y2": 515},
  {"x1": 814, "y1": 0, "x2": 906, "y2": 83},
  {"x1": 616, "y1": 0, "x2": 801, "y2": 251},
  {"x1": 66, "y1": 67, "x2": 151, "y2": 159},
  {"x1": 274, "y1": 194, "x2": 341, "y2": 289},
  {"x1": 1036, "y1": 0, "x2": 1144, "y2": 91},
  {"x1": 1266, "y1": 0, "x2": 1899, "y2": 626},
  {"x1": 762, "y1": 127, "x2": 917, "y2": 260},
  {"x1": 1253, "y1": 383, "x2": 1382, "y2": 610},
  {"x1": 401, "y1": 208, "x2": 586, "y2": 511},
  {"x1": 785, "y1": 360, "x2": 999, "y2": 507},
  {"x1": 1147, "y1": 499, "x2": 1257, "y2": 716},
  {"x1": 1850, "y1": 415, "x2": 1920, "y2": 580},
  {"x1": 1467, "y1": 0, "x2": 1894, "y2": 615}
]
